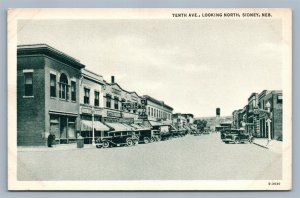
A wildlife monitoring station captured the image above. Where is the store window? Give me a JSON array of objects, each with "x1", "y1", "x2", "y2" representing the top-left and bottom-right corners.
[
  {"x1": 114, "y1": 97, "x2": 119, "y2": 109},
  {"x1": 71, "y1": 81, "x2": 76, "y2": 102},
  {"x1": 50, "y1": 74, "x2": 56, "y2": 97},
  {"x1": 94, "y1": 91, "x2": 99, "y2": 106},
  {"x1": 24, "y1": 72, "x2": 33, "y2": 96},
  {"x1": 59, "y1": 73, "x2": 69, "y2": 100},
  {"x1": 106, "y1": 95, "x2": 111, "y2": 108},
  {"x1": 84, "y1": 88, "x2": 90, "y2": 104}
]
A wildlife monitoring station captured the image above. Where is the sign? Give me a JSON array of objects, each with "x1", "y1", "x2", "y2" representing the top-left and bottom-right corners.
[
  {"x1": 112, "y1": 88, "x2": 121, "y2": 95},
  {"x1": 103, "y1": 117, "x2": 119, "y2": 123},
  {"x1": 119, "y1": 118, "x2": 134, "y2": 124},
  {"x1": 141, "y1": 99, "x2": 147, "y2": 107},
  {"x1": 81, "y1": 107, "x2": 92, "y2": 114},
  {"x1": 107, "y1": 110, "x2": 122, "y2": 118}
]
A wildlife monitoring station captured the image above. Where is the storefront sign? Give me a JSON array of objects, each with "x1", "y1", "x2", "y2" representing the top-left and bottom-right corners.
[
  {"x1": 112, "y1": 88, "x2": 121, "y2": 95},
  {"x1": 103, "y1": 117, "x2": 119, "y2": 123},
  {"x1": 81, "y1": 107, "x2": 92, "y2": 114},
  {"x1": 119, "y1": 118, "x2": 134, "y2": 124},
  {"x1": 107, "y1": 110, "x2": 122, "y2": 118},
  {"x1": 134, "y1": 119, "x2": 143, "y2": 124}
]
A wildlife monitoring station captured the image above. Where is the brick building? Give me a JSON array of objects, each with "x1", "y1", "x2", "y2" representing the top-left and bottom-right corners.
[
  {"x1": 231, "y1": 90, "x2": 283, "y2": 140},
  {"x1": 17, "y1": 44, "x2": 84, "y2": 146}
]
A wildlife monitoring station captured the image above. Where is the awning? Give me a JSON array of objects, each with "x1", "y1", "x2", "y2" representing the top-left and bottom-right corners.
[
  {"x1": 105, "y1": 122, "x2": 129, "y2": 131},
  {"x1": 121, "y1": 123, "x2": 135, "y2": 131},
  {"x1": 149, "y1": 120, "x2": 165, "y2": 126},
  {"x1": 81, "y1": 120, "x2": 110, "y2": 131},
  {"x1": 131, "y1": 123, "x2": 151, "y2": 130},
  {"x1": 170, "y1": 125, "x2": 177, "y2": 131}
]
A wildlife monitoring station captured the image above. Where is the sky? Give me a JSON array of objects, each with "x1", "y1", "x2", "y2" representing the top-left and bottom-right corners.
[{"x1": 17, "y1": 19, "x2": 283, "y2": 117}]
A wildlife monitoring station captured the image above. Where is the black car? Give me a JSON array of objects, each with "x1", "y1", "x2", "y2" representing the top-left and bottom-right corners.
[
  {"x1": 220, "y1": 129, "x2": 253, "y2": 144},
  {"x1": 95, "y1": 131, "x2": 139, "y2": 148},
  {"x1": 136, "y1": 129, "x2": 161, "y2": 144}
]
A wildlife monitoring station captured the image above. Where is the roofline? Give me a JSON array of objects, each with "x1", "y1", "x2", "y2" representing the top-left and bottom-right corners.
[
  {"x1": 143, "y1": 95, "x2": 174, "y2": 111},
  {"x1": 17, "y1": 44, "x2": 85, "y2": 70}
]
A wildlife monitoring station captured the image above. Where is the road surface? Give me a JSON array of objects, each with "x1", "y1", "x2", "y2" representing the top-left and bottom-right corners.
[{"x1": 17, "y1": 133, "x2": 282, "y2": 180}]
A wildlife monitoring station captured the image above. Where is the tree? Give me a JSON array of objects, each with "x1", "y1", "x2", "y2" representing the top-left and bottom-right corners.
[{"x1": 193, "y1": 119, "x2": 207, "y2": 131}]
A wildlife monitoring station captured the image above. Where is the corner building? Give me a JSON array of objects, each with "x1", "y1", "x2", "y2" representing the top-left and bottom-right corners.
[{"x1": 17, "y1": 44, "x2": 84, "y2": 146}]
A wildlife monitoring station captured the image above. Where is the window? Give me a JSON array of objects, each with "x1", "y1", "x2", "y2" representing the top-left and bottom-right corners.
[
  {"x1": 148, "y1": 107, "x2": 150, "y2": 115},
  {"x1": 50, "y1": 74, "x2": 56, "y2": 97},
  {"x1": 106, "y1": 95, "x2": 111, "y2": 108},
  {"x1": 114, "y1": 97, "x2": 119, "y2": 109},
  {"x1": 84, "y1": 88, "x2": 90, "y2": 104},
  {"x1": 94, "y1": 91, "x2": 99, "y2": 106},
  {"x1": 24, "y1": 72, "x2": 33, "y2": 96},
  {"x1": 151, "y1": 108, "x2": 153, "y2": 117},
  {"x1": 71, "y1": 81, "x2": 76, "y2": 101},
  {"x1": 59, "y1": 73, "x2": 69, "y2": 100}
]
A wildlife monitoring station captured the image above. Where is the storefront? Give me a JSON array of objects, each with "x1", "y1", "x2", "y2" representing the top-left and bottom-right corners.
[
  {"x1": 49, "y1": 112, "x2": 78, "y2": 144},
  {"x1": 80, "y1": 105, "x2": 109, "y2": 144}
]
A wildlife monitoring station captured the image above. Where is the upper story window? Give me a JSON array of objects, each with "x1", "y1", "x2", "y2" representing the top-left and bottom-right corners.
[
  {"x1": 84, "y1": 88, "x2": 90, "y2": 104},
  {"x1": 148, "y1": 107, "x2": 150, "y2": 115},
  {"x1": 94, "y1": 91, "x2": 99, "y2": 106},
  {"x1": 71, "y1": 81, "x2": 76, "y2": 102},
  {"x1": 114, "y1": 97, "x2": 119, "y2": 110},
  {"x1": 59, "y1": 73, "x2": 69, "y2": 100},
  {"x1": 50, "y1": 74, "x2": 56, "y2": 97},
  {"x1": 24, "y1": 72, "x2": 33, "y2": 96},
  {"x1": 106, "y1": 95, "x2": 111, "y2": 108}
]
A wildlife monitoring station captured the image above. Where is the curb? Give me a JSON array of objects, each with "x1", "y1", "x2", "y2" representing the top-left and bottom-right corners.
[{"x1": 252, "y1": 142, "x2": 269, "y2": 149}]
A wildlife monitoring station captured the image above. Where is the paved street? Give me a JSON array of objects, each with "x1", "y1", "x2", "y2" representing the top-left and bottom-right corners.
[{"x1": 17, "y1": 133, "x2": 282, "y2": 181}]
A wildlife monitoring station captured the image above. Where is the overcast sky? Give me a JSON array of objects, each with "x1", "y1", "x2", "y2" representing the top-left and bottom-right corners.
[{"x1": 18, "y1": 19, "x2": 283, "y2": 117}]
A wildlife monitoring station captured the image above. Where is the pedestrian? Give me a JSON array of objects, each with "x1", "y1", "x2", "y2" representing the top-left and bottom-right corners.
[{"x1": 47, "y1": 133, "x2": 55, "y2": 147}]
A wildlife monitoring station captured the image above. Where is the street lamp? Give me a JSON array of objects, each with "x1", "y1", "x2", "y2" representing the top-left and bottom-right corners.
[
  {"x1": 265, "y1": 101, "x2": 272, "y2": 143},
  {"x1": 92, "y1": 108, "x2": 95, "y2": 146}
]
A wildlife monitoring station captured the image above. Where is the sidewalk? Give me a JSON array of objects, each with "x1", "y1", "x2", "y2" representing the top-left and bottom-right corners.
[
  {"x1": 18, "y1": 143, "x2": 95, "y2": 152},
  {"x1": 252, "y1": 138, "x2": 282, "y2": 154}
]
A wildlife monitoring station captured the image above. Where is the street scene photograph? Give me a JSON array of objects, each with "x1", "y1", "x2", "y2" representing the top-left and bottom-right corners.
[{"x1": 8, "y1": 8, "x2": 292, "y2": 190}]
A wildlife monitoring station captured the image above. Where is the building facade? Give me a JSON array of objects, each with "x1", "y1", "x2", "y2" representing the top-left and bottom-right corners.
[
  {"x1": 17, "y1": 44, "x2": 85, "y2": 146},
  {"x1": 231, "y1": 90, "x2": 283, "y2": 140},
  {"x1": 143, "y1": 95, "x2": 173, "y2": 124}
]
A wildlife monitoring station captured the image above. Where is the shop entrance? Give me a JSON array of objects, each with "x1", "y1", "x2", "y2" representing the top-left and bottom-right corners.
[{"x1": 49, "y1": 114, "x2": 77, "y2": 144}]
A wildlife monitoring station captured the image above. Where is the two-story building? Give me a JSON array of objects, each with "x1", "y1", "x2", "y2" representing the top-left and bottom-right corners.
[
  {"x1": 143, "y1": 95, "x2": 173, "y2": 125},
  {"x1": 17, "y1": 44, "x2": 84, "y2": 146},
  {"x1": 79, "y1": 69, "x2": 110, "y2": 144}
]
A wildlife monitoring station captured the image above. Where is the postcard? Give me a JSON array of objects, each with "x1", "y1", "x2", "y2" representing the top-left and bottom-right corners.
[{"x1": 7, "y1": 8, "x2": 292, "y2": 190}]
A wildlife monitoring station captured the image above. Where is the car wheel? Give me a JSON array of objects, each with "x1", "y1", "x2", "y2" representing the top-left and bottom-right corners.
[
  {"x1": 234, "y1": 137, "x2": 240, "y2": 144},
  {"x1": 144, "y1": 137, "x2": 151, "y2": 144},
  {"x1": 102, "y1": 141, "x2": 110, "y2": 148},
  {"x1": 96, "y1": 145, "x2": 102, "y2": 148},
  {"x1": 127, "y1": 139, "x2": 134, "y2": 147},
  {"x1": 224, "y1": 141, "x2": 229, "y2": 144}
]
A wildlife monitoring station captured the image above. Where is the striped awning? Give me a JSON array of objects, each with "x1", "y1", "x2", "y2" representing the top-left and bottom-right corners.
[
  {"x1": 105, "y1": 122, "x2": 130, "y2": 131},
  {"x1": 81, "y1": 120, "x2": 110, "y2": 131},
  {"x1": 131, "y1": 123, "x2": 151, "y2": 130}
]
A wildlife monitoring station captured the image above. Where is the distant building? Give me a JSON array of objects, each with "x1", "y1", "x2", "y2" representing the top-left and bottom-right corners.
[{"x1": 143, "y1": 95, "x2": 173, "y2": 124}]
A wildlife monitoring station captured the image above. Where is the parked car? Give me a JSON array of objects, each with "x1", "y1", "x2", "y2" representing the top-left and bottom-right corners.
[
  {"x1": 152, "y1": 125, "x2": 172, "y2": 141},
  {"x1": 95, "y1": 131, "x2": 139, "y2": 148},
  {"x1": 220, "y1": 129, "x2": 253, "y2": 144},
  {"x1": 136, "y1": 129, "x2": 160, "y2": 144}
]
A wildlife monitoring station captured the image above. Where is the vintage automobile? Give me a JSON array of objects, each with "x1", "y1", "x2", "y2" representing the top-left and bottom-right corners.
[
  {"x1": 135, "y1": 129, "x2": 161, "y2": 144},
  {"x1": 152, "y1": 125, "x2": 172, "y2": 141},
  {"x1": 220, "y1": 129, "x2": 253, "y2": 144},
  {"x1": 95, "y1": 131, "x2": 139, "y2": 148}
]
